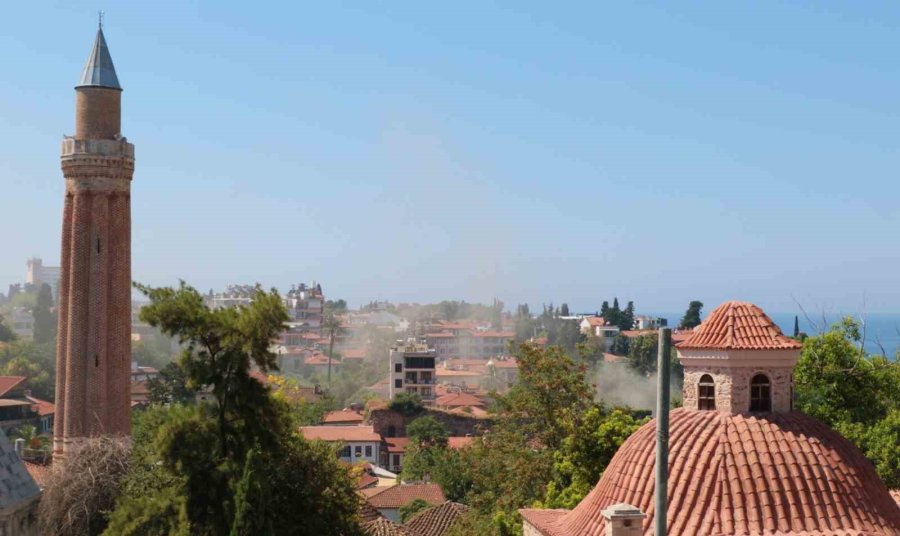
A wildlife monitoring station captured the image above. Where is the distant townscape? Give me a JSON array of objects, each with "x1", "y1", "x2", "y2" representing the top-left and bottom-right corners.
[{"x1": 0, "y1": 18, "x2": 897, "y2": 536}]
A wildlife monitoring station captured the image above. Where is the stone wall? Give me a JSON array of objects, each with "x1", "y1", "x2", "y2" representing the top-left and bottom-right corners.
[
  {"x1": 369, "y1": 407, "x2": 491, "y2": 438},
  {"x1": 0, "y1": 498, "x2": 39, "y2": 536},
  {"x1": 683, "y1": 366, "x2": 794, "y2": 413}
]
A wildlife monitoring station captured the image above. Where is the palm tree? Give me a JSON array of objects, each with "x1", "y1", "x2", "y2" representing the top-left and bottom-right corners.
[
  {"x1": 12, "y1": 424, "x2": 49, "y2": 451},
  {"x1": 322, "y1": 313, "x2": 346, "y2": 385}
]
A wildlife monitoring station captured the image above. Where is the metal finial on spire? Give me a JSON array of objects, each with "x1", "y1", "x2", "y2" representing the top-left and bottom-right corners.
[{"x1": 99, "y1": 11, "x2": 104, "y2": 29}]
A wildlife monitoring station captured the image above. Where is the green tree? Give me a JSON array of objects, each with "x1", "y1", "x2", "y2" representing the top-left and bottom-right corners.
[
  {"x1": 389, "y1": 392, "x2": 424, "y2": 416},
  {"x1": 621, "y1": 301, "x2": 635, "y2": 331},
  {"x1": 560, "y1": 303, "x2": 570, "y2": 317},
  {"x1": 399, "y1": 499, "x2": 432, "y2": 523},
  {"x1": 793, "y1": 315, "x2": 800, "y2": 338},
  {"x1": 679, "y1": 301, "x2": 703, "y2": 329},
  {"x1": 794, "y1": 317, "x2": 900, "y2": 486},
  {"x1": 109, "y1": 281, "x2": 363, "y2": 536},
  {"x1": 542, "y1": 407, "x2": 645, "y2": 509},
  {"x1": 627, "y1": 334, "x2": 658, "y2": 376},
  {"x1": 322, "y1": 312, "x2": 346, "y2": 385},
  {"x1": 0, "y1": 312, "x2": 16, "y2": 343},
  {"x1": 32, "y1": 283, "x2": 56, "y2": 343},
  {"x1": 407, "y1": 416, "x2": 449, "y2": 448},
  {"x1": 147, "y1": 362, "x2": 196, "y2": 405},
  {"x1": 609, "y1": 335, "x2": 630, "y2": 356}
]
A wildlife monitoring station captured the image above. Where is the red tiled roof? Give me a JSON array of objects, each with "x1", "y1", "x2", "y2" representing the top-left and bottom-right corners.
[
  {"x1": 447, "y1": 406, "x2": 490, "y2": 418},
  {"x1": 366, "y1": 484, "x2": 446, "y2": 509},
  {"x1": 0, "y1": 376, "x2": 26, "y2": 398},
  {"x1": 322, "y1": 408, "x2": 365, "y2": 424},
  {"x1": 447, "y1": 436, "x2": 475, "y2": 449},
  {"x1": 357, "y1": 472, "x2": 380, "y2": 490},
  {"x1": 300, "y1": 425, "x2": 380, "y2": 442},
  {"x1": 435, "y1": 392, "x2": 484, "y2": 408},
  {"x1": 471, "y1": 330, "x2": 514, "y2": 338},
  {"x1": 384, "y1": 437, "x2": 409, "y2": 453},
  {"x1": 358, "y1": 498, "x2": 383, "y2": 522},
  {"x1": 361, "y1": 517, "x2": 413, "y2": 535},
  {"x1": 525, "y1": 408, "x2": 900, "y2": 535},
  {"x1": 305, "y1": 353, "x2": 338, "y2": 365},
  {"x1": 342, "y1": 347, "x2": 368, "y2": 359},
  {"x1": 25, "y1": 395, "x2": 54, "y2": 416},
  {"x1": 583, "y1": 317, "x2": 609, "y2": 327},
  {"x1": 405, "y1": 501, "x2": 470, "y2": 536},
  {"x1": 677, "y1": 301, "x2": 803, "y2": 350},
  {"x1": 24, "y1": 461, "x2": 49, "y2": 489},
  {"x1": 424, "y1": 332, "x2": 456, "y2": 338}
]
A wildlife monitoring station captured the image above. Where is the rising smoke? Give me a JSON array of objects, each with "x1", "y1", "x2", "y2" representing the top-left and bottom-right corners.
[{"x1": 593, "y1": 363, "x2": 683, "y2": 413}]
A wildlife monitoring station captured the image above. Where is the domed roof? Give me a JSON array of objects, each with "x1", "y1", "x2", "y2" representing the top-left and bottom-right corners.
[
  {"x1": 677, "y1": 301, "x2": 802, "y2": 350},
  {"x1": 521, "y1": 408, "x2": 900, "y2": 535}
]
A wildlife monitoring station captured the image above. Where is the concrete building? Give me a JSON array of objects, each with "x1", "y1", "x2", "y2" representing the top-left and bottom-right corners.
[
  {"x1": 389, "y1": 340, "x2": 436, "y2": 403},
  {"x1": 424, "y1": 323, "x2": 514, "y2": 359},
  {"x1": 25, "y1": 258, "x2": 61, "y2": 298},
  {"x1": 633, "y1": 315, "x2": 667, "y2": 330},
  {"x1": 54, "y1": 25, "x2": 134, "y2": 454},
  {"x1": 8, "y1": 309, "x2": 33, "y2": 340},
  {"x1": 285, "y1": 282, "x2": 324, "y2": 330},
  {"x1": 300, "y1": 425, "x2": 381, "y2": 465}
]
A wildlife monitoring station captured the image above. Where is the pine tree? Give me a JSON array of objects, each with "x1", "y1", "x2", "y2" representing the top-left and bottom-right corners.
[
  {"x1": 33, "y1": 283, "x2": 56, "y2": 343},
  {"x1": 793, "y1": 315, "x2": 800, "y2": 338},
  {"x1": 679, "y1": 301, "x2": 704, "y2": 329}
]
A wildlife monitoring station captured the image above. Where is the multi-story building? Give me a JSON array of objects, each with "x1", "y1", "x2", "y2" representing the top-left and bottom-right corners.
[
  {"x1": 208, "y1": 285, "x2": 257, "y2": 309},
  {"x1": 26, "y1": 258, "x2": 61, "y2": 298},
  {"x1": 633, "y1": 315, "x2": 667, "y2": 330},
  {"x1": 389, "y1": 340, "x2": 436, "y2": 403},
  {"x1": 285, "y1": 282, "x2": 324, "y2": 331},
  {"x1": 424, "y1": 322, "x2": 514, "y2": 359}
]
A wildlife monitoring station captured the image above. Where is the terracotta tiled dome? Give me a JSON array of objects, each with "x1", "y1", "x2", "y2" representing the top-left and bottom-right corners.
[
  {"x1": 677, "y1": 300, "x2": 803, "y2": 350},
  {"x1": 522, "y1": 409, "x2": 900, "y2": 535}
]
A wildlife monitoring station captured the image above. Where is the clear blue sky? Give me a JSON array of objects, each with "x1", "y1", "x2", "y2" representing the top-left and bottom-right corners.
[{"x1": 2, "y1": 1, "x2": 898, "y2": 315}]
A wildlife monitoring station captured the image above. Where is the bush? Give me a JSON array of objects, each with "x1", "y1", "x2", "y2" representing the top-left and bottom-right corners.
[
  {"x1": 39, "y1": 436, "x2": 131, "y2": 536},
  {"x1": 389, "y1": 392, "x2": 423, "y2": 416}
]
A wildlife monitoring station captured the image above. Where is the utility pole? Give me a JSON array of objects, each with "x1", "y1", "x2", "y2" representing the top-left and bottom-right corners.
[{"x1": 655, "y1": 328, "x2": 672, "y2": 536}]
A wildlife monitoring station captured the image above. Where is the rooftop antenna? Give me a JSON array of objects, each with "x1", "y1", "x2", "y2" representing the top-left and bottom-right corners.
[{"x1": 98, "y1": 10, "x2": 104, "y2": 29}]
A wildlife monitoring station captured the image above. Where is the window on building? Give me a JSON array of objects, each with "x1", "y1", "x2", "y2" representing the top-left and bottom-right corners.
[
  {"x1": 341, "y1": 446, "x2": 351, "y2": 458},
  {"x1": 354, "y1": 445, "x2": 362, "y2": 457},
  {"x1": 750, "y1": 374, "x2": 772, "y2": 412},
  {"x1": 394, "y1": 379, "x2": 402, "y2": 388},
  {"x1": 393, "y1": 454, "x2": 401, "y2": 467},
  {"x1": 395, "y1": 363, "x2": 403, "y2": 373},
  {"x1": 365, "y1": 445, "x2": 372, "y2": 457},
  {"x1": 698, "y1": 374, "x2": 716, "y2": 411}
]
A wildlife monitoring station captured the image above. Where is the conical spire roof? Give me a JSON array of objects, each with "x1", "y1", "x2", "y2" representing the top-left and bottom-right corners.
[{"x1": 76, "y1": 27, "x2": 121, "y2": 90}]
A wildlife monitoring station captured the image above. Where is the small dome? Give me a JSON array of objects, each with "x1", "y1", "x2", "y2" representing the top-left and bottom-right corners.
[
  {"x1": 677, "y1": 301, "x2": 802, "y2": 351},
  {"x1": 522, "y1": 408, "x2": 900, "y2": 535}
]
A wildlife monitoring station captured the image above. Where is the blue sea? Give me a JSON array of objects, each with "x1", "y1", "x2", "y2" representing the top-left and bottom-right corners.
[{"x1": 652, "y1": 312, "x2": 900, "y2": 358}]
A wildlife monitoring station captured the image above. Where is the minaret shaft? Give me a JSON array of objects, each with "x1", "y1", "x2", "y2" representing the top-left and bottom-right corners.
[{"x1": 54, "y1": 27, "x2": 133, "y2": 454}]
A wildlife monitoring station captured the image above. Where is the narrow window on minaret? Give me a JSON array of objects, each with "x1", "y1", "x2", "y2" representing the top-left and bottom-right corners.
[
  {"x1": 94, "y1": 354, "x2": 99, "y2": 367},
  {"x1": 96, "y1": 237, "x2": 101, "y2": 254}
]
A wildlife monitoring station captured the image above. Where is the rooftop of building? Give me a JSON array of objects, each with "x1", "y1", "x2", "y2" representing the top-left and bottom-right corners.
[
  {"x1": 521, "y1": 406, "x2": 900, "y2": 535},
  {"x1": 677, "y1": 300, "x2": 803, "y2": 350},
  {"x1": 365, "y1": 483, "x2": 447, "y2": 509},
  {"x1": 404, "y1": 501, "x2": 470, "y2": 536},
  {"x1": 300, "y1": 425, "x2": 381, "y2": 443}
]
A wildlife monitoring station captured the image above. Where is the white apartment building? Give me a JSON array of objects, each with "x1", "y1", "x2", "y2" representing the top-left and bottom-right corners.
[{"x1": 300, "y1": 425, "x2": 382, "y2": 465}]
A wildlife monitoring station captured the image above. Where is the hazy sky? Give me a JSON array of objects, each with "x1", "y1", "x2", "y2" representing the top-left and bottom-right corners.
[{"x1": 1, "y1": 1, "x2": 898, "y2": 315}]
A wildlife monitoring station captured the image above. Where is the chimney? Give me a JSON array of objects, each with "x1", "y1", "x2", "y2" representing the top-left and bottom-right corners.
[
  {"x1": 602, "y1": 503, "x2": 645, "y2": 536},
  {"x1": 14, "y1": 438, "x2": 25, "y2": 458}
]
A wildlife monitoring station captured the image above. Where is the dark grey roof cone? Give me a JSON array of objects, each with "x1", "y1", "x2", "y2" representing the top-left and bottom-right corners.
[{"x1": 76, "y1": 27, "x2": 121, "y2": 90}]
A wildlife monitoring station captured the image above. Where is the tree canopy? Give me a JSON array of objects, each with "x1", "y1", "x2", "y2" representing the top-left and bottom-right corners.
[{"x1": 679, "y1": 301, "x2": 703, "y2": 329}]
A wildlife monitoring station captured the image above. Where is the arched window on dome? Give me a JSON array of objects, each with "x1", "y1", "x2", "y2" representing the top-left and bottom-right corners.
[
  {"x1": 750, "y1": 374, "x2": 772, "y2": 412},
  {"x1": 698, "y1": 374, "x2": 716, "y2": 411}
]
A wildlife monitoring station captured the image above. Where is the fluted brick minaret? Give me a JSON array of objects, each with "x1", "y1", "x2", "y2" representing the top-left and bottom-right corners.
[{"x1": 54, "y1": 25, "x2": 134, "y2": 454}]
